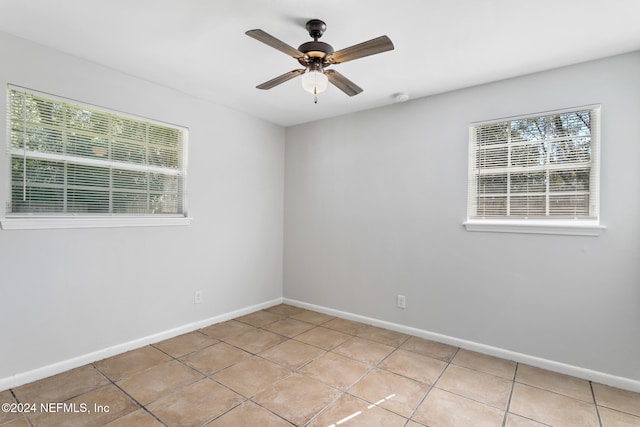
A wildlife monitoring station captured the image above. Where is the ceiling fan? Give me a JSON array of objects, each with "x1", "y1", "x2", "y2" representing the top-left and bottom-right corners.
[{"x1": 246, "y1": 19, "x2": 394, "y2": 103}]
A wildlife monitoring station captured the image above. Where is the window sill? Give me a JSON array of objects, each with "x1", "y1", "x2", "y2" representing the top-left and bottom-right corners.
[
  {"x1": 0, "y1": 216, "x2": 193, "y2": 230},
  {"x1": 463, "y1": 219, "x2": 605, "y2": 236}
]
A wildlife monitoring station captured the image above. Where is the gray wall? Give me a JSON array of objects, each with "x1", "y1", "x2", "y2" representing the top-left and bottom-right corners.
[
  {"x1": 2, "y1": 29, "x2": 638, "y2": 389},
  {"x1": 0, "y1": 32, "x2": 285, "y2": 381},
  {"x1": 284, "y1": 52, "x2": 640, "y2": 382}
]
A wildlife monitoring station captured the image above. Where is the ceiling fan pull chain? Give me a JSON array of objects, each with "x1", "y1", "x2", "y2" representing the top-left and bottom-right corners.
[{"x1": 314, "y1": 87, "x2": 318, "y2": 104}]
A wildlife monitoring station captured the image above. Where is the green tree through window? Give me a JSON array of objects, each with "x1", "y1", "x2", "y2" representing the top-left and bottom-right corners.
[
  {"x1": 7, "y1": 86, "x2": 188, "y2": 217},
  {"x1": 468, "y1": 107, "x2": 600, "y2": 220}
]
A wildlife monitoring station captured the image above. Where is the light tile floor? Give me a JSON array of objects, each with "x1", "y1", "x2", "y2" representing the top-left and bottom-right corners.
[{"x1": 1, "y1": 304, "x2": 639, "y2": 426}]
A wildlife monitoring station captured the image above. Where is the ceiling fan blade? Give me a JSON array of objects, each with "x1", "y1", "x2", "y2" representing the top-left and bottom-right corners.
[
  {"x1": 328, "y1": 35, "x2": 394, "y2": 64},
  {"x1": 246, "y1": 29, "x2": 306, "y2": 59},
  {"x1": 325, "y1": 70, "x2": 363, "y2": 96},
  {"x1": 256, "y1": 69, "x2": 305, "y2": 90}
]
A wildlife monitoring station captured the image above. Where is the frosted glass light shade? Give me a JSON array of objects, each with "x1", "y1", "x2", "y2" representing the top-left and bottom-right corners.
[{"x1": 301, "y1": 70, "x2": 328, "y2": 94}]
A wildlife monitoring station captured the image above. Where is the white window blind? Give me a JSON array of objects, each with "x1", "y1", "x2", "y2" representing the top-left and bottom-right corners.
[
  {"x1": 466, "y1": 106, "x2": 600, "y2": 229},
  {"x1": 6, "y1": 86, "x2": 188, "y2": 221}
]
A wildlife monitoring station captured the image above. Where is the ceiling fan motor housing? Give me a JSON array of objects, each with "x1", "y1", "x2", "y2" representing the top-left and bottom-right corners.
[
  {"x1": 298, "y1": 40, "x2": 334, "y2": 58},
  {"x1": 299, "y1": 19, "x2": 334, "y2": 60}
]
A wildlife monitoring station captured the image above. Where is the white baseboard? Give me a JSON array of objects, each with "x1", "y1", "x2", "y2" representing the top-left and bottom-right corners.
[
  {"x1": 284, "y1": 298, "x2": 640, "y2": 393},
  {"x1": 0, "y1": 298, "x2": 283, "y2": 391},
  {"x1": 4, "y1": 296, "x2": 639, "y2": 394}
]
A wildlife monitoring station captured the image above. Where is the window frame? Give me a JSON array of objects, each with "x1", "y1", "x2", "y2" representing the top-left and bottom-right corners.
[
  {"x1": 1, "y1": 85, "x2": 191, "y2": 230},
  {"x1": 464, "y1": 105, "x2": 604, "y2": 236}
]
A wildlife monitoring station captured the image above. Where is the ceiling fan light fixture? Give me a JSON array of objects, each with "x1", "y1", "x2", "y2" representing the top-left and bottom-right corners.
[
  {"x1": 301, "y1": 63, "x2": 328, "y2": 102},
  {"x1": 301, "y1": 69, "x2": 328, "y2": 94}
]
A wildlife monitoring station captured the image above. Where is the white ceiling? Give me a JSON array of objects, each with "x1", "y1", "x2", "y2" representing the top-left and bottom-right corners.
[{"x1": 1, "y1": 0, "x2": 640, "y2": 127}]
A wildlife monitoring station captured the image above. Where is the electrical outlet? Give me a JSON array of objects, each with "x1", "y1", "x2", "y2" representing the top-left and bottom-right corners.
[
  {"x1": 194, "y1": 290, "x2": 203, "y2": 304},
  {"x1": 396, "y1": 294, "x2": 406, "y2": 309}
]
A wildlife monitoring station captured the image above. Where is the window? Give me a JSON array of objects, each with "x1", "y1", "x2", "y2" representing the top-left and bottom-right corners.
[
  {"x1": 465, "y1": 106, "x2": 603, "y2": 236},
  {"x1": 2, "y1": 85, "x2": 190, "y2": 230}
]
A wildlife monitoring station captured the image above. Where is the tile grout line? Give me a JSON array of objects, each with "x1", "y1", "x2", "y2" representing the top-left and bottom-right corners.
[
  {"x1": 8, "y1": 388, "x2": 35, "y2": 427},
  {"x1": 256, "y1": 320, "x2": 333, "y2": 425},
  {"x1": 514, "y1": 378, "x2": 602, "y2": 404},
  {"x1": 163, "y1": 336, "x2": 264, "y2": 427},
  {"x1": 404, "y1": 346, "x2": 462, "y2": 425},
  {"x1": 414, "y1": 349, "x2": 521, "y2": 413},
  {"x1": 91, "y1": 361, "x2": 169, "y2": 427},
  {"x1": 292, "y1": 311, "x2": 417, "y2": 425},
  {"x1": 209, "y1": 353, "x2": 294, "y2": 425},
  {"x1": 104, "y1": 335, "x2": 266, "y2": 426},
  {"x1": 243, "y1": 364, "x2": 311, "y2": 426},
  {"x1": 306, "y1": 329, "x2": 418, "y2": 426},
  {"x1": 212, "y1": 310, "x2": 343, "y2": 426},
  {"x1": 501, "y1": 362, "x2": 519, "y2": 427},
  {"x1": 296, "y1": 314, "x2": 383, "y2": 426},
  {"x1": 201, "y1": 399, "x2": 246, "y2": 426},
  {"x1": 590, "y1": 381, "x2": 604, "y2": 427},
  {"x1": 187, "y1": 368, "x2": 251, "y2": 425}
]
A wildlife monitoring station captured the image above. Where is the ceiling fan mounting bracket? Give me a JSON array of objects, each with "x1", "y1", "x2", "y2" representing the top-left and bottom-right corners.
[{"x1": 305, "y1": 19, "x2": 327, "y2": 40}]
